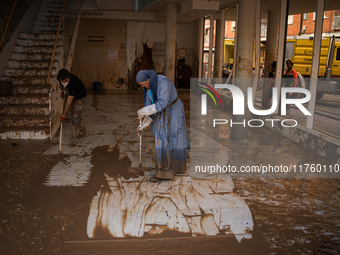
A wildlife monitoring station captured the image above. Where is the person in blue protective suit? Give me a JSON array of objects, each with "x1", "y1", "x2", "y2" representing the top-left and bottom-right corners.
[{"x1": 136, "y1": 70, "x2": 190, "y2": 182}]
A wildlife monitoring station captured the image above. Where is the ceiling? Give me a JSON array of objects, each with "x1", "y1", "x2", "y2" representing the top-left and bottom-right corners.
[{"x1": 72, "y1": 0, "x2": 340, "y2": 24}]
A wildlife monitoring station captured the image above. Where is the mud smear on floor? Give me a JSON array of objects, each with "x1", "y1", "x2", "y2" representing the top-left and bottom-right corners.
[
  {"x1": 89, "y1": 184, "x2": 193, "y2": 240},
  {"x1": 64, "y1": 144, "x2": 140, "y2": 241},
  {"x1": 91, "y1": 95, "x2": 98, "y2": 110},
  {"x1": 144, "y1": 229, "x2": 192, "y2": 238}
]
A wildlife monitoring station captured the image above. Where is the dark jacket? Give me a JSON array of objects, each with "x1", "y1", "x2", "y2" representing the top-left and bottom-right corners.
[{"x1": 58, "y1": 74, "x2": 86, "y2": 99}]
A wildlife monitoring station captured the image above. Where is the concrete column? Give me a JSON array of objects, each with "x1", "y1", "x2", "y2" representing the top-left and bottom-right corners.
[
  {"x1": 262, "y1": 11, "x2": 279, "y2": 107},
  {"x1": 213, "y1": 10, "x2": 226, "y2": 79},
  {"x1": 252, "y1": 0, "x2": 261, "y2": 103},
  {"x1": 234, "y1": 0, "x2": 256, "y2": 79},
  {"x1": 164, "y1": 2, "x2": 177, "y2": 83},
  {"x1": 208, "y1": 14, "x2": 214, "y2": 79},
  {"x1": 274, "y1": 0, "x2": 289, "y2": 114},
  {"x1": 232, "y1": 4, "x2": 238, "y2": 84},
  {"x1": 198, "y1": 17, "x2": 204, "y2": 79},
  {"x1": 307, "y1": 0, "x2": 325, "y2": 129},
  {"x1": 231, "y1": 0, "x2": 256, "y2": 141}
]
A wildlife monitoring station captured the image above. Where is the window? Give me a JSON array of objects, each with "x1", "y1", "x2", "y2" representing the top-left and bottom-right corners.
[
  {"x1": 204, "y1": 30, "x2": 210, "y2": 45},
  {"x1": 261, "y1": 19, "x2": 267, "y2": 37},
  {"x1": 288, "y1": 15, "x2": 294, "y2": 25},
  {"x1": 231, "y1": 21, "x2": 236, "y2": 31},
  {"x1": 303, "y1": 13, "x2": 307, "y2": 20},
  {"x1": 333, "y1": 16, "x2": 340, "y2": 30},
  {"x1": 313, "y1": 12, "x2": 316, "y2": 21},
  {"x1": 204, "y1": 53, "x2": 209, "y2": 63},
  {"x1": 336, "y1": 48, "x2": 340, "y2": 61}
]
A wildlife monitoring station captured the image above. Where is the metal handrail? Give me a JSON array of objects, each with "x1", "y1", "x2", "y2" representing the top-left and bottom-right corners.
[
  {"x1": 66, "y1": 7, "x2": 82, "y2": 70},
  {"x1": 0, "y1": 0, "x2": 18, "y2": 49},
  {"x1": 46, "y1": 0, "x2": 68, "y2": 82}
]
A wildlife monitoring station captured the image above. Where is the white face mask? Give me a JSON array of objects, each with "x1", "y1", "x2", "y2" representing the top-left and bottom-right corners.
[{"x1": 61, "y1": 81, "x2": 69, "y2": 87}]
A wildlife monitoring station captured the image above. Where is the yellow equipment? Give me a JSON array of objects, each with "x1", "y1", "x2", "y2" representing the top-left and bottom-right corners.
[{"x1": 287, "y1": 37, "x2": 340, "y2": 77}]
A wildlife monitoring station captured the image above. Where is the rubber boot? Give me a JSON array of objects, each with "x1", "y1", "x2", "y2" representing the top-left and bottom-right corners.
[
  {"x1": 69, "y1": 126, "x2": 78, "y2": 147},
  {"x1": 77, "y1": 120, "x2": 87, "y2": 139}
]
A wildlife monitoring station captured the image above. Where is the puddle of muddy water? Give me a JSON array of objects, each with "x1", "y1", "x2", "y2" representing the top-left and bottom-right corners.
[
  {"x1": 91, "y1": 144, "x2": 139, "y2": 180},
  {"x1": 25, "y1": 144, "x2": 138, "y2": 202},
  {"x1": 22, "y1": 143, "x2": 143, "y2": 241}
]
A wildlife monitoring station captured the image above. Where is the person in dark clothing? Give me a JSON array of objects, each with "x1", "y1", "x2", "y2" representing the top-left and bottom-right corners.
[
  {"x1": 176, "y1": 59, "x2": 192, "y2": 89},
  {"x1": 57, "y1": 68, "x2": 87, "y2": 146}
]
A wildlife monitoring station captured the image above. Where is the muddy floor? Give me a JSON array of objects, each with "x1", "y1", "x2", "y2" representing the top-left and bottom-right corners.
[
  {"x1": 0, "y1": 90, "x2": 340, "y2": 255},
  {"x1": 1, "y1": 139, "x2": 340, "y2": 255}
]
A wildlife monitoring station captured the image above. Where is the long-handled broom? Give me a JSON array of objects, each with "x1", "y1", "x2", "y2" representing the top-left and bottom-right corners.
[
  {"x1": 128, "y1": 118, "x2": 153, "y2": 173},
  {"x1": 139, "y1": 118, "x2": 142, "y2": 168}
]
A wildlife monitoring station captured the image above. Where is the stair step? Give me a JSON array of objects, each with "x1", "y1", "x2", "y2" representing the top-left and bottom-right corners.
[
  {"x1": 8, "y1": 60, "x2": 58, "y2": 69},
  {"x1": 33, "y1": 22, "x2": 63, "y2": 29},
  {"x1": 32, "y1": 25, "x2": 63, "y2": 33},
  {"x1": 0, "y1": 115, "x2": 49, "y2": 128},
  {"x1": 11, "y1": 52, "x2": 61, "y2": 61},
  {"x1": 11, "y1": 85, "x2": 51, "y2": 95},
  {"x1": 38, "y1": 11, "x2": 63, "y2": 17},
  {"x1": 41, "y1": 2, "x2": 64, "y2": 8},
  {"x1": 0, "y1": 127, "x2": 50, "y2": 139},
  {"x1": 32, "y1": 29, "x2": 64, "y2": 34},
  {"x1": 9, "y1": 77, "x2": 50, "y2": 86},
  {"x1": 36, "y1": 16, "x2": 60, "y2": 22},
  {"x1": 42, "y1": 0, "x2": 65, "y2": 4},
  {"x1": 5, "y1": 68, "x2": 57, "y2": 77},
  {"x1": 0, "y1": 104, "x2": 49, "y2": 115},
  {"x1": 35, "y1": 20, "x2": 60, "y2": 27},
  {"x1": 19, "y1": 33, "x2": 63, "y2": 40},
  {"x1": 40, "y1": 6, "x2": 64, "y2": 13},
  {"x1": 16, "y1": 38, "x2": 62, "y2": 47},
  {"x1": 13, "y1": 45, "x2": 62, "y2": 54},
  {"x1": 0, "y1": 95, "x2": 49, "y2": 105}
]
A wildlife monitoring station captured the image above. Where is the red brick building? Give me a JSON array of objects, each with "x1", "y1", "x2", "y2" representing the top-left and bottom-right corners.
[
  {"x1": 287, "y1": 10, "x2": 340, "y2": 36},
  {"x1": 223, "y1": 10, "x2": 340, "y2": 39},
  {"x1": 225, "y1": 20, "x2": 235, "y2": 39}
]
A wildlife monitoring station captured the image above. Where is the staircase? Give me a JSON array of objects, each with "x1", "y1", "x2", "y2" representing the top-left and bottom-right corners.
[{"x1": 0, "y1": 0, "x2": 64, "y2": 139}]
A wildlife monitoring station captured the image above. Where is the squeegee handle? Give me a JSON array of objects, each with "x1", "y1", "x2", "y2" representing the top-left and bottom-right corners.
[
  {"x1": 139, "y1": 119, "x2": 142, "y2": 167},
  {"x1": 59, "y1": 122, "x2": 63, "y2": 152}
]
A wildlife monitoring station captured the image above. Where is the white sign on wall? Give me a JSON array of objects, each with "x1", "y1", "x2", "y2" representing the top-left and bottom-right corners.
[{"x1": 109, "y1": 51, "x2": 118, "y2": 60}]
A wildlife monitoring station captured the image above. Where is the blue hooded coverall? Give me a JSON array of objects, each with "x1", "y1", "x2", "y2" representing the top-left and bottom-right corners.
[{"x1": 137, "y1": 70, "x2": 189, "y2": 179}]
